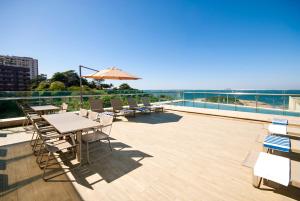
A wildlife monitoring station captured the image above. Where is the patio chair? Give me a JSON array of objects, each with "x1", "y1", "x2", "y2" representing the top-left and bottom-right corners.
[
  {"x1": 29, "y1": 114, "x2": 56, "y2": 147},
  {"x1": 32, "y1": 121, "x2": 59, "y2": 153},
  {"x1": 59, "y1": 102, "x2": 68, "y2": 113},
  {"x1": 88, "y1": 111, "x2": 99, "y2": 121},
  {"x1": 89, "y1": 99, "x2": 105, "y2": 113},
  {"x1": 82, "y1": 113, "x2": 114, "y2": 163},
  {"x1": 127, "y1": 97, "x2": 151, "y2": 114},
  {"x1": 36, "y1": 130, "x2": 77, "y2": 181},
  {"x1": 141, "y1": 97, "x2": 164, "y2": 112},
  {"x1": 79, "y1": 108, "x2": 88, "y2": 117},
  {"x1": 19, "y1": 103, "x2": 42, "y2": 126},
  {"x1": 110, "y1": 98, "x2": 135, "y2": 118},
  {"x1": 252, "y1": 152, "x2": 300, "y2": 189}
]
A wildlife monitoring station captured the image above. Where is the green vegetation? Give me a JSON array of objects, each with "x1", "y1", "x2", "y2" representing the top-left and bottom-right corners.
[
  {"x1": 0, "y1": 70, "x2": 174, "y2": 118},
  {"x1": 49, "y1": 81, "x2": 65, "y2": 91},
  {"x1": 32, "y1": 70, "x2": 113, "y2": 91}
]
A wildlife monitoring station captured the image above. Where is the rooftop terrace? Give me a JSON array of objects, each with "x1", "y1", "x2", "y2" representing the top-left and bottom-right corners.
[{"x1": 1, "y1": 110, "x2": 300, "y2": 201}]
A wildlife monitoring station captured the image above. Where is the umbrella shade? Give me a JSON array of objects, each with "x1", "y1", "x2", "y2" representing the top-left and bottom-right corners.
[{"x1": 82, "y1": 67, "x2": 140, "y2": 80}]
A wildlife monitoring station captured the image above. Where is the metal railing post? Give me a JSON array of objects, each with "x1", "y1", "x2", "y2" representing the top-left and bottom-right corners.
[
  {"x1": 234, "y1": 96, "x2": 237, "y2": 111},
  {"x1": 218, "y1": 95, "x2": 220, "y2": 110},
  {"x1": 283, "y1": 95, "x2": 286, "y2": 115},
  {"x1": 255, "y1": 95, "x2": 258, "y2": 113}
]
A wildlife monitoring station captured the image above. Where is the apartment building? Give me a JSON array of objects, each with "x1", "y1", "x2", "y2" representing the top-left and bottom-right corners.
[{"x1": 0, "y1": 55, "x2": 38, "y2": 91}]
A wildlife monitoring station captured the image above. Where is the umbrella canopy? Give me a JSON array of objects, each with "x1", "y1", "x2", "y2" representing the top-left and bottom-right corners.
[{"x1": 82, "y1": 67, "x2": 140, "y2": 80}]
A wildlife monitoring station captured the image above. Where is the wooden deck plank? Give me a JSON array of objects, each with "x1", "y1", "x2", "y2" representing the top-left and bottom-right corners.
[
  {"x1": 0, "y1": 141, "x2": 81, "y2": 201},
  {"x1": 1, "y1": 111, "x2": 300, "y2": 201}
]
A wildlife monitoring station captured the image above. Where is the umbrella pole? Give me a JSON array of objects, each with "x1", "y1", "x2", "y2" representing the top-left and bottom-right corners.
[
  {"x1": 79, "y1": 65, "x2": 83, "y2": 107},
  {"x1": 78, "y1": 65, "x2": 99, "y2": 107}
]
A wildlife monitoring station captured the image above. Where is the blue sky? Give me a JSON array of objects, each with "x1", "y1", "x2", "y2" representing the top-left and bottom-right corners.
[{"x1": 1, "y1": 0, "x2": 300, "y2": 89}]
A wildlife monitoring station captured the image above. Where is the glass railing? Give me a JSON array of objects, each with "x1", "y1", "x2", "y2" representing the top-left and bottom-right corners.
[
  {"x1": 168, "y1": 91, "x2": 300, "y2": 117},
  {"x1": 0, "y1": 90, "x2": 171, "y2": 119},
  {"x1": 1, "y1": 90, "x2": 300, "y2": 119}
]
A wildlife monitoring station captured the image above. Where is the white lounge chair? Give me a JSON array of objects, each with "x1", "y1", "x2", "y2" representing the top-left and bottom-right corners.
[
  {"x1": 253, "y1": 152, "x2": 300, "y2": 188},
  {"x1": 141, "y1": 97, "x2": 164, "y2": 112},
  {"x1": 110, "y1": 98, "x2": 135, "y2": 118},
  {"x1": 127, "y1": 97, "x2": 151, "y2": 114}
]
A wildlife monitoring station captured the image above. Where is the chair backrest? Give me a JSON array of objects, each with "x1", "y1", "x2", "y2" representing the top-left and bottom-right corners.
[
  {"x1": 110, "y1": 98, "x2": 123, "y2": 111},
  {"x1": 61, "y1": 102, "x2": 68, "y2": 112},
  {"x1": 88, "y1": 111, "x2": 99, "y2": 121},
  {"x1": 79, "y1": 108, "x2": 88, "y2": 117},
  {"x1": 141, "y1": 97, "x2": 151, "y2": 106},
  {"x1": 89, "y1": 99, "x2": 104, "y2": 113},
  {"x1": 99, "y1": 113, "x2": 113, "y2": 136},
  {"x1": 127, "y1": 97, "x2": 138, "y2": 108}
]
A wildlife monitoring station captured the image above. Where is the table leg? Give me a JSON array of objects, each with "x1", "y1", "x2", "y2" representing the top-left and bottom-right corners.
[
  {"x1": 76, "y1": 131, "x2": 82, "y2": 164},
  {"x1": 252, "y1": 168, "x2": 262, "y2": 188}
]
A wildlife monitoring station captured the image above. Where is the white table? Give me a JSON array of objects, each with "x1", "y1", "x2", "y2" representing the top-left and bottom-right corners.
[
  {"x1": 31, "y1": 105, "x2": 60, "y2": 115},
  {"x1": 42, "y1": 112, "x2": 101, "y2": 163},
  {"x1": 253, "y1": 152, "x2": 290, "y2": 187}
]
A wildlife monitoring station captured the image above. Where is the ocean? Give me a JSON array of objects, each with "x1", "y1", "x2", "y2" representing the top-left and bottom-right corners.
[{"x1": 147, "y1": 90, "x2": 300, "y2": 107}]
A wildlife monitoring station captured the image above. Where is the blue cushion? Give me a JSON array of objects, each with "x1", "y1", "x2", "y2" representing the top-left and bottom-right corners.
[
  {"x1": 272, "y1": 118, "x2": 288, "y2": 125},
  {"x1": 263, "y1": 135, "x2": 290, "y2": 152}
]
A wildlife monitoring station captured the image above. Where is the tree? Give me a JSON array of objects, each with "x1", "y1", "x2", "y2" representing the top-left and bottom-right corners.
[
  {"x1": 64, "y1": 70, "x2": 80, "y2": 87},
  {"x1": 49, "y1": 81, "x2": 65, "y2": 91},
  {"x1": 119, "y1": 83, "x2": 133, "y2": 90},
  {"x1": 100, "y1": 83, "x2": 113, "y2": 89},
  {"x1": 51, "y1": 72, "x2": 67, "y2": 84},
  {"x1": 36, "y1": 81, "x2": 50, "y2": 91},
  {"x1": 30, "y1": 74, "x2": 47, "y2": 89}
]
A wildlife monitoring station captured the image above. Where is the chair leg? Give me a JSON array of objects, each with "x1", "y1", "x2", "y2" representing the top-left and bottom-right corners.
[
  {"x1": 86, "y1": 142, "x2": 90, "y2": 163},
  {"x1": 30, "y1": 131, "x2": 36, "y2": 146},
  {"x1": 43, "y1": 152, "x2": 51, "y2": 181},
  {"x1": 107, "y1": 138, "x2": 112, "y2": 151},
  {"x1": 32, "y1": 135, "x2": 40, "y2": 152}
]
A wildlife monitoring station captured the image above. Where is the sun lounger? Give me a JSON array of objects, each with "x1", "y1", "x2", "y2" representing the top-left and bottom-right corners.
[
  {"x1": 253, "y1": 152, "x2": 300, "y2": 188},
  {"x1": 141, "y1": 97, "x2": 164, "y2": 112},
  {"x1": 127, "y1": 97, "x2": 151, "y2": 113},
  {"x1": 263, "y1": 135, "x2": 300, "y2": 154},
  {"x1": 110, "y1": 98, "x2": 135, "y2": 118}
]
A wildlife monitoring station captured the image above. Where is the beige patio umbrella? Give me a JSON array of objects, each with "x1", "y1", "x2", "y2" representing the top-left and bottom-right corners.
[
  {"x1": 82, "y1": 67, "x2": 140, "y2": 80},
  {"x1": 79, "y1": 66, "x2": 141, "y2": 105}
]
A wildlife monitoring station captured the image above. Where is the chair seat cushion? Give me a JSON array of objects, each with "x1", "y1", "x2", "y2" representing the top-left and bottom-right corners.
[
  {"x1": 254, "y1": 152, "x2": 290, "y2": 186},
  {"x1": 82, "y1": 131, "x2": 109, "y2": 142},
  {"x1": 268, "y1": 124, "x2": 287, "y2": 135},
  {"x1": 263, "y1": 135, "x2": 290, "y2": 152}
]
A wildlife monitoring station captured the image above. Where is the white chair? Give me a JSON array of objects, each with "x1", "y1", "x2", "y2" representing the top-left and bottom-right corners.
[
  {"x1": 253, "y1": 152, "x2": 300, "y2": 188},
  {"x1": 79, "y1": 108, "x2": 88, "y2": 117},
  {"x1": 82, "y1": 113, "x2": 114, "y2": 163},
  {"x1": 88, "y1": 111, "x2": 99, "y2": 121},
  {"x1": 60, "y1": 102, "x2": 68, "y2": 113}
]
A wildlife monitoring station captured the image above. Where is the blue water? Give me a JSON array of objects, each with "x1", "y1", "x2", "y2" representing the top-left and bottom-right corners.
[
  {"x1": 147, "y1": 90, "x2": 300, "y2": 107},
  {"x1": 169, "y1": 100, "x2": 300, "y2": 117},
  {"x1": 182, "y1": 90, "x2": 300, "y2": 107}
]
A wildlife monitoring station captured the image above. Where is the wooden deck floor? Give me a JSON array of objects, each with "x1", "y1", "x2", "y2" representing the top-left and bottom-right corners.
[
  {"x1": 0, "y1": 134, "x2": 81, "y2": 201},
  {"x1": 1, "y1": 111, "x2": 300, "y2": 201}
]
